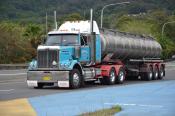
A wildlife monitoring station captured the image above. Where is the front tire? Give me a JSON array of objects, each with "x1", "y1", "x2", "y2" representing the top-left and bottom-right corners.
[{"x1": 69, "y1": 69, "x2": 82, "y2": 89}]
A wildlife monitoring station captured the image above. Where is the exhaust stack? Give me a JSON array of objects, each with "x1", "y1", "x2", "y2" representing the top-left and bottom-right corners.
[{"x1": 90, "y1": 9, "x2": 96, "y2": 65}]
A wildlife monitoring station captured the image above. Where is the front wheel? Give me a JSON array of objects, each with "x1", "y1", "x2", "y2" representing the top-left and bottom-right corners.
[{"x1": 69, "y1": 69, "x2": 82, "y2": 89}]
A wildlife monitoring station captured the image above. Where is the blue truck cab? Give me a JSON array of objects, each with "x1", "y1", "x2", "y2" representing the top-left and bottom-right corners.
[{"x1": 27, "y1": 20, "x2": 101, "y2": 89}]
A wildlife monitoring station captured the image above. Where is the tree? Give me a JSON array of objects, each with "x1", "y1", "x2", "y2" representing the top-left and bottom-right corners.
[
  {"x1": 23, "y1": 24, "x2": 43, "y2": 49},
  {"x1": 58, "y1": 13, "x2": 83, "y2": 25}
]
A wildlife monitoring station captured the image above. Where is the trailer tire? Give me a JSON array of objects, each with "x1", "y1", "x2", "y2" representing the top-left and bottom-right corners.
[
  {"x1": 116, "y1": 67, "x2": 125, "y2": 84},
  {"x1": 144, "y1": 65, "x2": 153, "y2": 81},
  {"x1": 69, "y1": 69, "x2": 82, "y2": 89},
  {"x1": 153, "y1": 66, "x2": 159, "y2": 80},
  {"x1": 158, "y1": 66, "x2": 164, "y2": 80}
]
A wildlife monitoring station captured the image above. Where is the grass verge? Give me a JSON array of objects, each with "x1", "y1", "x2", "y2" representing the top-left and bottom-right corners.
[{"x1": 80, "y1": 105, "x2": 121, "y2": 116}]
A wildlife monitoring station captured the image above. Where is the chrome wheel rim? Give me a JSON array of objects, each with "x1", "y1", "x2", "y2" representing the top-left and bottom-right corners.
[
  {"x1": 149, "y1": 72, "x2": 153, "y2": 79},
  {"x1": 160, "y1": 69, "x2": 164, "y2": 77},
  {"x1": 73, "y1": 73, "x2": 79, "y2": 86},
  {"x1": 155, "y1": 71, "x2": 158, "y2": 78}
]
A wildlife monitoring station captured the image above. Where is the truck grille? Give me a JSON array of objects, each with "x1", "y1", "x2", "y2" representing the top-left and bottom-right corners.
[{"x1": 37, "y1": 49, "x2": 59, "y2": 68}]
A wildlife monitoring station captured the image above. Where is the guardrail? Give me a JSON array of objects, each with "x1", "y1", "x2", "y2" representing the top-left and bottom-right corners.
[
  {"x1": 0, "y1": 59, "x2": 174, "y2": 70},
  {"x1": 0, "y1": 64, "x2": 28, "y2": 70}
]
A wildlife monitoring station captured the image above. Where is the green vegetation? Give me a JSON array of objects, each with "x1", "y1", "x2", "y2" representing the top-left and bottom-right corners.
[
  {"x1": 0, "y1": 1, "x2": 175, "y2": 63},
  {"x1": 0, "y1": 22, "x2": 43, "y2": 63},
  {"x1": 80, "y1": 105, "x2": 121, "y2": 116},
  {"x1": 114, "y1": 10, "x2": 175, "y2": 59}
]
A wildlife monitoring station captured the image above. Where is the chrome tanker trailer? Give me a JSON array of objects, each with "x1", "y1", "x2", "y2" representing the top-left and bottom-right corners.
[
  {"x1": 27, "y1": 19, "x2": 165, "y2": 89},
  {"x1": 100, "y1": 29, "x2": 162, "y2": 60}
]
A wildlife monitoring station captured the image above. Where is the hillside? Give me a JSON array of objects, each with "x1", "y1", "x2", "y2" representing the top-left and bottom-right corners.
[
  {"x1": 0, "y1": 0, "x2": 175, "y2": 63},
  {"x1": 0, "y1": 0, "x2": 175, "y2": 24}
]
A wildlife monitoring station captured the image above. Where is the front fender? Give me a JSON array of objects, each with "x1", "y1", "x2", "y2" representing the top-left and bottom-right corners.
[{"x1": 69, "y1": 60, "x2": 80, "y2": 69}]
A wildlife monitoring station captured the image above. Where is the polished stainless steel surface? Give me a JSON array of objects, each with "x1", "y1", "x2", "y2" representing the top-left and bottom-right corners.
[
  {"x1": 27, "y1": 70, "x2": 69, "y2": 81},
  {"x1": 100, "y1": 29, "x2": 162, "y2": 60}
]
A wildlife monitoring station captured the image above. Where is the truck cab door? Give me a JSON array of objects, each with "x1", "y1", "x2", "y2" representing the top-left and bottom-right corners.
[{"x1": 79, "y1": 35, "x2": 90, "y2": 62}]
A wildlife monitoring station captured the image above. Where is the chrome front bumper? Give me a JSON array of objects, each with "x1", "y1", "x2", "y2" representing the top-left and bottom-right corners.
[{"x1": 27, "y1": 70, "x2": 70, "y2": 88}]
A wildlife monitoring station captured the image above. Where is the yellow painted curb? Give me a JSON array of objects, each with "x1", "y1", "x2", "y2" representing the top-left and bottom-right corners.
[{"x1": 0, "y1": 98, "x2": 36, "y2": 116}]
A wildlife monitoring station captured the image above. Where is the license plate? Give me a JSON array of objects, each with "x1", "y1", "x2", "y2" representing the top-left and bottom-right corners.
[{"x1": 42, "y1": 75, "x2": 52, "y2": 81}]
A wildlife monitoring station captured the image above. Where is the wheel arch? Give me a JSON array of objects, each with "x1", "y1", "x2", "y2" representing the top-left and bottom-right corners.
[{"x1": 73, "y1": 63, "x2": 83, "y2": 75}]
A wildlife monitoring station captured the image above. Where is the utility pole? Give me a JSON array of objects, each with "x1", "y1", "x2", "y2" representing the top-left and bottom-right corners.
[{"x1": 161, "y1": 21, "x2": 175, "y2": 40}]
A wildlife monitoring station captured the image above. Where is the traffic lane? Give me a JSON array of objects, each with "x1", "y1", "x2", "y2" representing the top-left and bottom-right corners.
[
  {"x1": 0, "y1": 69, "x2": 27, "y2": 81},
  {"x1": 0, "y1": 69, "x2": 27, "y2": 74},
  {"x1": 0, "y1": 66, "x2": 175, "y2": 101},
  {"x1": 0, "y1": 77, "x2": 173, "y2": 101},
  {"x1": 0, "y1": 81, "x2": 73, "y2": 101}
]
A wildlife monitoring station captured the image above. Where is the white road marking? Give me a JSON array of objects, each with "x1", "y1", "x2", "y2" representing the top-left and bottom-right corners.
[
  {"x1": 0, "y1": 73, "x2": 26, "y2": 76},
  {"x1": 104, "y1": 102, "x2": 163, "y2": 108},
  {"x1": 0, "y1": 78, "x2": 25, "y2": 83},
  {"x1": 0, "y1": 81, "x2": 25, "y2": 85},
  {"x1": 0, "y1": 89, "x2": 14, "y2": 92}
]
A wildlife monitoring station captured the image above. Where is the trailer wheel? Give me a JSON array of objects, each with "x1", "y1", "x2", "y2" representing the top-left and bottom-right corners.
[
  {"x1": 116, "y1": 67, "x2": 125, "y2": 84},
  {"x1": 69, "y1": 69, "x2": 82, "y2": 89},
  {"x1": 158, "y1": 66, "x2": 164, "y2": 80},
  {"x1": 153, "y1": 66, "x2": 159, "y2": 80},
  {"x1": 144, "y1": 65, "x2": 153, "y2": 81}
]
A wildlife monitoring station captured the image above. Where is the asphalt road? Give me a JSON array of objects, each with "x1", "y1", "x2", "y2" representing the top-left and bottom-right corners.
[{"x1": 0, "y1": 61, "x2": 175, "y2": 101}]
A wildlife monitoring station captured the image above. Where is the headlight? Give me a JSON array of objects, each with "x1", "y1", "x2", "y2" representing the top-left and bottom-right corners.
[
  {"x1": 28, "y1": 59, "x2": 37, "y2": 70},
  {"x1": 52, "y1": 60, "x2": 58, "y2": 68},
  {"x1": 60, "y1": 62, "x2": 70, "y2": 68}
]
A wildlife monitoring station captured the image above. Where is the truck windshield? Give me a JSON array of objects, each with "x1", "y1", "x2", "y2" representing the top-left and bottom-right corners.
[{"x1": 46, "y1": 34, "x2": 79, "y2": 46}]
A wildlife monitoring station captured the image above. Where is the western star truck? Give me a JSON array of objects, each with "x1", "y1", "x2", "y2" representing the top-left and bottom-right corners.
[{"x1": 27, "y1": 19, "x2": 165, "y2": 89}]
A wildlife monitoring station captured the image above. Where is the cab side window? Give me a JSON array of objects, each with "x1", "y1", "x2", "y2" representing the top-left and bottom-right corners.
[{"x1": 81, "y1": 35, "x2": 88, "y2": 46}]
